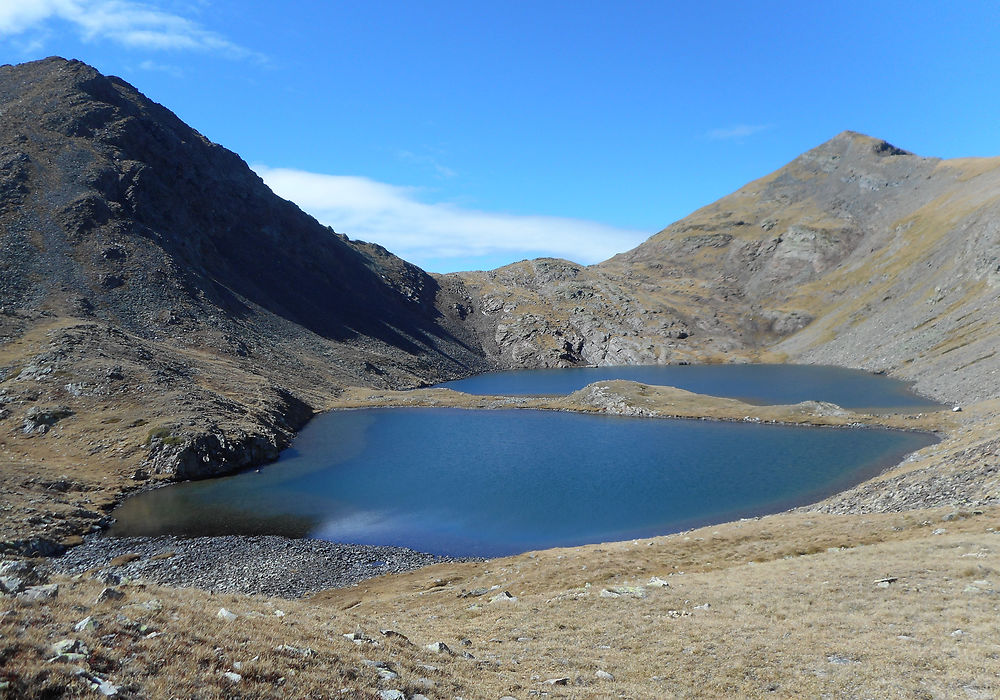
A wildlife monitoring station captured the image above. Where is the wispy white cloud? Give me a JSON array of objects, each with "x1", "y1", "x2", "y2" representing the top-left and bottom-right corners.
[
  {"x1": 10, "y1": 32, "x2": 49, "y2": 54},
  {"x1": 0, "y1": 4, "x2": 64, "y2": 35},
  {"x1": 137, "y1": 58, "x2": 183, "y2": 77},
  {"x1": 397, "y1": 150, "x2": 457, "y2": 178},
  {"x1": 0, "y1": 0, "x2": 259, "y2": 59},
  {"x1": 706, "y1": 124, "x2": 771, "y2": 141},
  {"x1": 253, "y1": 166, "x2": 650, "y2": 269}
]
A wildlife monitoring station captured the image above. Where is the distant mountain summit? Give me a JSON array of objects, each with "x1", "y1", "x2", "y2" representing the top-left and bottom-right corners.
[{"x1": 449, "y1": 129, "x2": 1000, "y2": 403}]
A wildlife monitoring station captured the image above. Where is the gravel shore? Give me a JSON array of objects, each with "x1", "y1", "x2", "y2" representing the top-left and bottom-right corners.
[{"x1": 49, "y1": 534, "x2": 472, "y2": 598}]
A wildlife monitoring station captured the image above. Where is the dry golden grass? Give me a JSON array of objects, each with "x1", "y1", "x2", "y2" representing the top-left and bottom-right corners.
[
  {"x1": 936, "y1": 155, "x2": 1000, "y2": 182},
  {"x1": 4, "y1": 508, "x2": 998, "y2": 699},
  {"x1": 1, "y1": 574, "x2": 389, "y2": 698}
]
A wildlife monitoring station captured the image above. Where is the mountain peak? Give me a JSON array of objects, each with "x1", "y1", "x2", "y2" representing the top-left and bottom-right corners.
[
  {"x1": 2, "y1": 56, "x2": 110, "y2": 96},
  {"x1": 825, "y1": 130, "x2": 913, "y2": 157}
]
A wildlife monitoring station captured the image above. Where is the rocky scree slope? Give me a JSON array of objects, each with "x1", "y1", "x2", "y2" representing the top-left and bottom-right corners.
[
  {"x1": 0, "y1": 57, "x2": 488, "y2": 552},
  {"x1": 449, "y1": 132, "x2": 1000, "y2": 406}
]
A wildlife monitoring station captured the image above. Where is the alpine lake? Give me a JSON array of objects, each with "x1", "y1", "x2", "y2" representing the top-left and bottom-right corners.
[{"x1": 108, "y1": 365, "x2": 940, "y2": 557}]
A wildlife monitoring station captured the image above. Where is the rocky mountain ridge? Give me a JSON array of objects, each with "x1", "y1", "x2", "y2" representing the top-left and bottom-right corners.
[
  {"x1": 0, "y1": 57, "x2": 487, "y2": 385},
  {"x1": 449, "y1": 132, "x2": 1000, "y2": 404}
]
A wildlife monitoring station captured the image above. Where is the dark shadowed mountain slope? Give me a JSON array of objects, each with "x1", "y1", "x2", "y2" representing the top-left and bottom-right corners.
[{"x1": 0, "y1": 56, "x2": 486, "y2": 386}]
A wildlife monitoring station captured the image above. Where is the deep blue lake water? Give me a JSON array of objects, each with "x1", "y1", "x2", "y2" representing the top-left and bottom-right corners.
[
  {"x1": 438, "y1": 364, "x2": 940, "y2": 410},
  {"x1": 109, "y1": 406, "x2": 936, "y2": 557}
]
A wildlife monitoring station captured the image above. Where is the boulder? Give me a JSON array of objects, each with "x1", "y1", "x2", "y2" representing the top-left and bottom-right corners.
[
  {"x1": 599, "y1": 585, "x2": 647, "y2": 599},
  {"x1": 74, "y1": 616, "x2": 99, "y2": 632},
  {"x1": 74, "y1": 668, "x2": 118, "y2": 696},
  {"x1": 274, "y1": 644, "x2": 314, "y2": 657},
  {"x1": 22, "y1": 406, "x2": 73, "y2": 434},
  {"x1": 96, "y1": 587, "x2": 124, "y2": 603},
  {"x1": 425, "y1": 641, "x2": 454, "y2": 655},
  {"x1": 0, "y1": 576, "x2": 25, "y2": 594},
  {"x1": 20, "y1": 583, "x2": 59, "y2": 601},
  {"x1": 0, "y1": 559, "x2": 45, "y2": 593},
  {"x1": 52, "y1": 639, "x2": 89, "y2": 656}
]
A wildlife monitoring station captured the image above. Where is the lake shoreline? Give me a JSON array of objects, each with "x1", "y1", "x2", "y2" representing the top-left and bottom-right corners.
[
  {"x1": 48, "y1": 533, "x2": 480, "y2": 599},
  {"x1": 64, "y1": 378, "x2": 947, "y2": 597},
  {"x1": 328, "y1": 379, "x2": 952, "y2": 434}
]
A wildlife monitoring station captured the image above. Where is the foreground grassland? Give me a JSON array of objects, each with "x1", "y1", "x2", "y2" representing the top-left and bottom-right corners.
[{"x1": 3, "y1": 509, "x2": 998, "y2": 698}]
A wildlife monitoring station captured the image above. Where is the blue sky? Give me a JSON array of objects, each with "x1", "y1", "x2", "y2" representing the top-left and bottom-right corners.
[{"x1": 3, "y1": 1, "x2": 999, "y2": 272}]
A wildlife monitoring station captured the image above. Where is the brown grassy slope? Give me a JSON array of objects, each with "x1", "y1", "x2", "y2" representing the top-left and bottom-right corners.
[
  {"x1": 450, "y1": 132, "x2": 1000, "y2": 408},
  {"x1": 0, "y1": 314, "x2": 320, "y2": 551},
  {"x1": 312, "y1": 510, "x2": 1000, "y2": 699},
  {"x1": 770, "y1": 159, "x2": 1000, "y2": 402}
]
